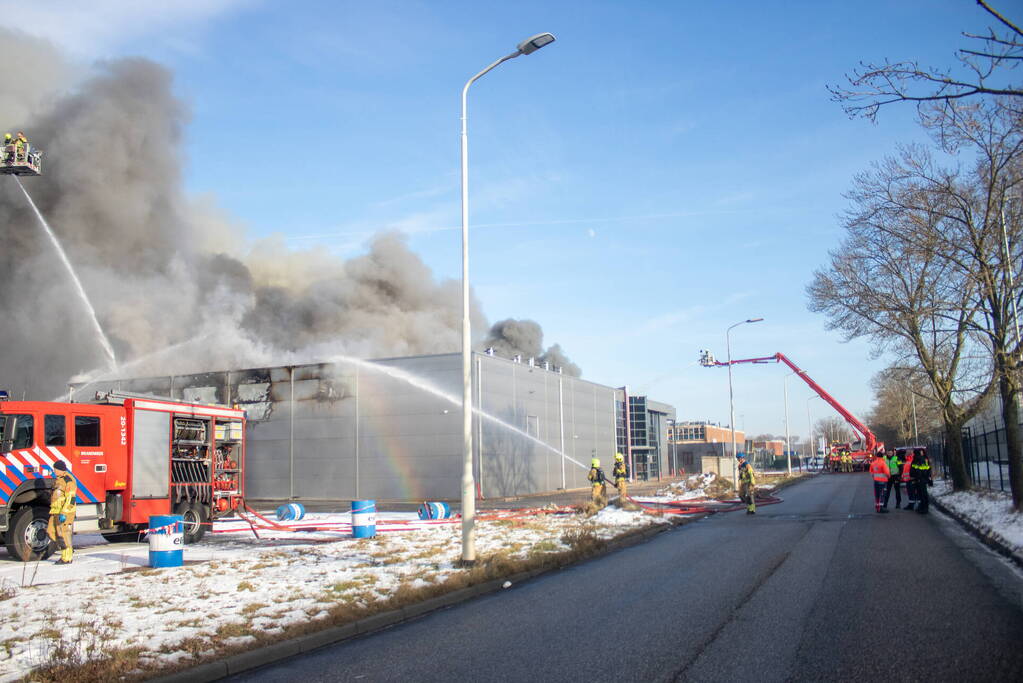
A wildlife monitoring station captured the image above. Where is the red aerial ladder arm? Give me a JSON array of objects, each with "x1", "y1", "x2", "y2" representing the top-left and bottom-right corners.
[{"x1": 699, "y1": 351, "x2": 878, "y2": 454}]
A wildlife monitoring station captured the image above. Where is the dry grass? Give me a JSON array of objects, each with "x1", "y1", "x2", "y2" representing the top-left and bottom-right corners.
[
  {"x1": 241, "y1": 603, "x2": 267, "y2": 616},
  {"x1": 0, "y1": 635, "x2": 26, "y2": 658},
  {"x1": 22, "y1": 519, "x2": 659, "y2": 682},
  {"x1": 214, "y1": 622, "x2": 253, "y2": 640},
  {"x1": 704, "y1": 476, "x2": 735, "y2": 499},
  {"x1": 24, "y1": 616, "x2": 144, "y2": 683},
  {"x1": 758, "y1": 472, "x2": 809, "y2": 491},
  {"x1": 0, "y1": 578, "x2": 16, "y2": 602}
]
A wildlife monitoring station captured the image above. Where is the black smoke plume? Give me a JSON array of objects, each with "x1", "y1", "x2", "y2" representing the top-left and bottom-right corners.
[
  {"x1": 0, "y1": 32, "x2": 579, "y2": 399},
  {"x1": 478, "y1": 319, "x2": 581, "y2": 377}
]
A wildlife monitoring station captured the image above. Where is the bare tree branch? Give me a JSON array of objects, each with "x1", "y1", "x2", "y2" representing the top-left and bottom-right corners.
[{"x1": 830, "y1": 3, "x2": 1023, "y2": 121}]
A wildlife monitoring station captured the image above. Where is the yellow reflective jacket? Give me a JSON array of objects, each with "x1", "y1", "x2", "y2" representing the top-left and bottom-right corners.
[
  {"x1": 612, "y1": 462, "x2": 628, "y2": 481},
  {"x1": 739, "y1": 462, "x2": 756, "y2": 486},
  {"x1": 49, "y1": 473, "x2": 77, "y2": 515}
]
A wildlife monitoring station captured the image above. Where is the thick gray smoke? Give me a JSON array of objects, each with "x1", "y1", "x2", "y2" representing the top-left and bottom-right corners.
[
  {"x1": 479, "y1": 319, "x2": 581, "y2": 377},
  {"x1": 0, "y1": 31, "x2": 578, "y2": 399}
]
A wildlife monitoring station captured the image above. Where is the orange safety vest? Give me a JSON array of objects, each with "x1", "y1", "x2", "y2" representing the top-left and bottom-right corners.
[
  {"x1": 869, "y1": 456, "x2": 890, "y2": 482},
  {"x1": 901, "y1": 455, "x2": 914, "y2": 483}
]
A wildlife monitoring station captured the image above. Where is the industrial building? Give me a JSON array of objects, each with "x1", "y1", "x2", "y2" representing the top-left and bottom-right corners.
[
  {"x1": 617, "y1": 393, "x2": 675, "y2": 480},
  {"x1": 75, "y1": 352, "x2": 675, "y2": 502},
  {"x1": 668, "y1": 421, "x2": 746, "y2": 474}
]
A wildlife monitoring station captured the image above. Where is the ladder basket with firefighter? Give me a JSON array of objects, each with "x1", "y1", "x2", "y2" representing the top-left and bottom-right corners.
[{"x1": 1, "y1": 141, "x2": 42, "y2": 176}]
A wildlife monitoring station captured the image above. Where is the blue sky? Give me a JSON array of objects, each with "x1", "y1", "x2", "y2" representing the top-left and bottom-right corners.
[{"x1": 12, "y1": 0, "x2": 997, "y2": 439}]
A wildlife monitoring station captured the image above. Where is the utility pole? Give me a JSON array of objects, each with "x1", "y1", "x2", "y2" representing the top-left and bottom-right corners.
[
  {"x1": 783, "y1": 372, "x2": 794, "y2": 475},
  {"x1": 911, "y1": 391, "x2": 919, "y2": 444}
]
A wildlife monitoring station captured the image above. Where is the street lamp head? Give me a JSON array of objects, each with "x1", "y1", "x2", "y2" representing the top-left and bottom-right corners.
[
  {"x1": 517, "y1": 32, "x2": 556, "y2": 55},
  {"x1": 746, "y1": 318, "x2": 764, "y2": 324}
]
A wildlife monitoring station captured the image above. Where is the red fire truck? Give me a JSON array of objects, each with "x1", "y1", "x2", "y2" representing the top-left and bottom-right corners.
[
  {"x1": 0, "y1": 391, "x2": 245, "y2": 561},
  {"x1": 699, "y1": 350, "x2": 883, "y2": 467}
]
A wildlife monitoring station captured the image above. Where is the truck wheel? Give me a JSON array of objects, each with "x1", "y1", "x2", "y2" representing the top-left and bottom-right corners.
[
  {"x1": 174, "y1": 501, "x2": 208, "y2": 544},
  {"x1": 101, "y1": 525, "x2": 143, "y2": 544},
  {"x1": 5, "y1": 505, "x2": 55, "y2": 562}
]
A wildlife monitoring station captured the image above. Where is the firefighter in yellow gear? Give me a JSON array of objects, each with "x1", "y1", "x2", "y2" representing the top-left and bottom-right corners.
[
  {"x1": 588, "y1": 457, "x2": 607, "y2": 508},
  {"x1": 47, "y1": 460, "x2": 77, "y2": 564},
  {"x1": 14, "y1": 131, "x2": 27, "y2": 162},
  {"x1": 612, "y1": 452, "x2": 628, "y2": 503},
  {"x1": 737, "y1": 453, "x2": 756, "y2": 514}
]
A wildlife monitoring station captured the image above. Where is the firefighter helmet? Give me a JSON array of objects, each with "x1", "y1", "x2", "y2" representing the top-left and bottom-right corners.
[
  {"x1": 615, "y1": 453, "x2": 624, "y2": 462},
  {"x1": 591, "y1": 458, "x2": 600, "y2": 468}
]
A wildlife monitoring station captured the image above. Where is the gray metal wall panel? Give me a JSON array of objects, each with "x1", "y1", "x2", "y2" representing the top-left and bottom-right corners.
[
  {"x1": 245, "y1": 435, "x2": 291, "y2": 499},
  {"x1": 93, "y1": 352, "x2": 649, "y2": 502},
  {"x1": 131, "y1": 410, "x2": 170, "y2": 499}
]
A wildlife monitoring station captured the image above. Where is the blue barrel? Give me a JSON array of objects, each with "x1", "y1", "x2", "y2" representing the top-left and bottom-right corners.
[
  {"x1": 276, "y1": 503, "x2": 306, "y2": 521},
  {"x1": 417, "y1": 501, "x2": 451, "y2": 520},
  {"x1": 351, "y1": 500, "x2": 376, "y2": 538},
  {"x1": 148, "y1": 514, "x2": 183, "y2": 568}
]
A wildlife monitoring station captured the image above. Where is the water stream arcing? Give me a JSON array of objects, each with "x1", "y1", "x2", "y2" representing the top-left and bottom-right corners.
[
  {"x1": 326, "y1": 353, "x2": 590, "y2": 472},
  {"x1": 56, "y1": 334, "x2": 217, "y2": 402},
  {"x1": 15, "y1": 176, "x2": 118, "y2": 370}
]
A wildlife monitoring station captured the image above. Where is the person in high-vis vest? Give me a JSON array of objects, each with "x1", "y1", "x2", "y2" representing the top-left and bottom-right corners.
[
  {"x1": 588, "y1": 458, "x2": 607, "y2": 508},
  {"x1": 910, "y1": 448, "x2": 933, "y2": 514},
  {"x1": 883, "y1": 448, "x2": 903, "y2": 510},
  {"x1": 900, "y1": 449, "x2": 917, "y2": 510},
  {"x1": 737, "y1": 453, "x2": 756, "y2": 515},
  {"x1": 869, "y1": 452, "x2": 890, "y2": 513},
  {"x1": 612, "y1": 452, "x2": 628, "y2": 503},
  {"x1": 47, "y1": 460, "x2": 77, "y2": 564}
]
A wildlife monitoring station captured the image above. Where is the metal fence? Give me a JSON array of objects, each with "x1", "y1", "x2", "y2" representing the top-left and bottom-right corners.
[{"x1": 927, "y1": 423, "x2": 1013, "y2": 493}]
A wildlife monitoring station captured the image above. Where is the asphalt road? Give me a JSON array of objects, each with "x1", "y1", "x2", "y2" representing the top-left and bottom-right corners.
[{"x1": 233, "y1": 474, "x2": 1023, "y2": 682}]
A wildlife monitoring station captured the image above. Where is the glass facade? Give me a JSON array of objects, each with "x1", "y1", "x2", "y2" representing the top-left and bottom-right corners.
[
  {"x1": 615, "y1": 399, "x2": 627, "y2": 458},
  {"x1": 616, "y1": 395, "x2": 666, "y2": 481}
]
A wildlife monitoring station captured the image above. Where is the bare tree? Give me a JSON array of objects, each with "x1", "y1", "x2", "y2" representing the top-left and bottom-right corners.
[
  {"x1": 868, "y1": 366, "x2": 943, "y2": 446},
  {"x1": 814, "y1": 416, "x2": 855, "y2": 445},
  {"x1": 916, "y1": 101, "x2": 1023, "y2": 506},
  {"x1": 807, "y1": 145, "x2": 995, "y2": 491},
  {"x1": 830, "y1": 1, "x2": 1023, "y2": 121},
  {"x1": 830, "y1": 1, "x2": 1023, "y2": 506}
]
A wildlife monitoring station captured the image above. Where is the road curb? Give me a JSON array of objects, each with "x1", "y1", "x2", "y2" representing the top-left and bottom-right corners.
[
  {"x1": 151, "y1": 517, "x2": 686, "y2": 682},
  {"x1": 764, "y1": 472, "x2": 817, "y2": 494},
  {"x1": 931, "y1": 496, "x2": 1023, "y2": 570}
]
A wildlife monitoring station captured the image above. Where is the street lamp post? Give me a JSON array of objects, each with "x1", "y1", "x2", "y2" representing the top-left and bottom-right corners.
[
  {"x1": 727, "y1": 318, "x2": 763, "y2": 485},
  {"x1": 672, "y1": 420, "x2": 678, "y2": 475},
  {"x1": 783, "y1": 371, "x2": 795, "y2": 475},
  {"x1": 460, "y1": 33, "x2": 556, "y2": 564},
  {"x1": 807, "y1": 395, "x2": 819, "y2": 469}
]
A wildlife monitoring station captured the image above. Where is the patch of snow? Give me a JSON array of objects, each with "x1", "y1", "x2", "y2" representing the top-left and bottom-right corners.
[
  {"x1": 0, "y1": 506, "x2": 665, "y2": 681},
  {"x1": 934, "y1": 481, "x2": 1023, "y2": 554}
]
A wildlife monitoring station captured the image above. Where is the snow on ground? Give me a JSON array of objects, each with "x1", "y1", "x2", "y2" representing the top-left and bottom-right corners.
[
  {"x1": 634, "y1": 471, "x2": 783, "y2": 504},
  {"x1": 636, "y1": 472, "x2": 719, "y2": 503},
  {"x1": 0, "y1": 506, "x2": 662, "y2": 681},
  {"x1": 934, "y1": 480, "x2": 1023, "y2": 555}
]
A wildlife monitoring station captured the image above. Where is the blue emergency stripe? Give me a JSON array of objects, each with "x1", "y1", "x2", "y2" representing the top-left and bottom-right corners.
[
  {"x1": 5, "y1": 463, "x2": 28, "y2": 484},
  {"x1": 72, "y1": 474, "x2": 99, "y2": 504},
  {"x1": 0, "y1": 463, "x2": 99, "y2": 504},
  {"x1": 0, "y1": 471, "x2": 18, "y2": 502}
]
